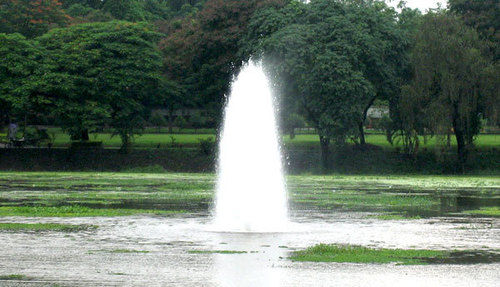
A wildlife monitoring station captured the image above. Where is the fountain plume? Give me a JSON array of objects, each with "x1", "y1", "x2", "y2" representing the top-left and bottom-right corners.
[{"x1": 213, "y1": 61, "x2": 289, "y2": 232}]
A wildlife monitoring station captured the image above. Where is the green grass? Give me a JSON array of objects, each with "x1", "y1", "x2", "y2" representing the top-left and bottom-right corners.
[
  {"x1": 188, "y1": 250, "x2": 248, "y2": 254},
  {"x1": 0, "y1": 274, "x2": 27, "y2": 280},
  {"x1": 89, "y1": 249, "x2": 150, "y2": 254},
  {"x1": 0, "y1": 206, "x2": 185, "y2": 217},
  {"x1": 0, "y1": 172, "x2": 498, "y2": 217},
  {"x1": 463, "y1": 207, "x2": 500, "y2": 217},
  {"x1": 34, "y1": 129, "x2": 499, "y2": 149},
  {"x1": 0, "y1": 223, "x2": 96, "y2": 232},
  {"x1": 367, "y1": 214, "x2": 422, "y2": 220},
  {"x1": 290, "y1": 244, "x2": 446, "y2": 265}
]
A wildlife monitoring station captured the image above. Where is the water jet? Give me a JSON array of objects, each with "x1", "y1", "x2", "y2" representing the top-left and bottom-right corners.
[{"x1": 213, "y1": 61, "x2": 289, "y2": 232}]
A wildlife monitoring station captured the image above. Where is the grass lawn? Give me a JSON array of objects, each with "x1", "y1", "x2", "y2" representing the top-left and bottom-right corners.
[
  {"x1": 29, "y1": 130, "x2": 498, "y2": 149},
  {"x1": 0, "y1": 172, "x2": 498, "y2": 218}
]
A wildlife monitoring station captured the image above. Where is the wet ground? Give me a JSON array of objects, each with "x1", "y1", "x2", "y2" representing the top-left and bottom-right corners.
[
  {"x1": 0, "y1": 211, "x2": 499, "y2": 287},
  {"x1": 0, "y1": 173, "x2": 499, "y2": 286}
]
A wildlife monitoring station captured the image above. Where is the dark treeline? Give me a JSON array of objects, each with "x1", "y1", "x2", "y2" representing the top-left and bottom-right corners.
[{"x1": 0, "y1": 0, "x2": 498, "y2": 170}]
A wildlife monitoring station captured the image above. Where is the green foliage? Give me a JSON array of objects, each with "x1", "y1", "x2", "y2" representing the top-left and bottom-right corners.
[
  {"x1": 449, "y1": 0, "x2": 499, "y2": 59},
  {"x1": 399, "y1": 12, "x2": 492, "y2": 164},
  {"x1": 243, "y1": 0, "x2": 407, "y2": 166},
  {"x1": 198, "y1": 136, "x2": 214, "y2": 155},
  {"x1": 190, "y1": 113, "x2": 205, "y2": 130},
  {"x1": 160, "y1": 0, "x2": 287, "y2": 126},
  {"x1": 174, "y1": 116, "x2": 187, "y2": 131},
  {"x1": 149, "y1": 111, "x2": 168, "y2": 131},
  {"x1": 37, "y1": 21, "x2": 163, "y2": 148},
  {"x1": 0, "y1": 33, "x2": 49, "y2": 123},
  {"x1": 0, "y1": 0, "x2": 70, "y2": 38},
  {"x1": 283, "y1": 113, "x2": 306, "y2": 139}
]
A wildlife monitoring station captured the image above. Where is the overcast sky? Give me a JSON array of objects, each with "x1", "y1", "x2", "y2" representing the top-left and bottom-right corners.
[{"x1": 386, "y1": 0, "x2": 448, "y2": 12}]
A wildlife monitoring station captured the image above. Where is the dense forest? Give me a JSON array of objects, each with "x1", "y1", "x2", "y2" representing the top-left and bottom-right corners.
[{"x1": 0, "y1": 0, "x2": 498, "y2": 169}]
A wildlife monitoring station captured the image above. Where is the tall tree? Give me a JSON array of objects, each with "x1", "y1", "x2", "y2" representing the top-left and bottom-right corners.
[
  {"x1": 242, "y1": 0, "x2": 406, "y2": 168},
  {"x1": 449, "y1": 0, "x2": 499, "y2": 59},
  {"x1": 160, "y1": 0, "x2": 287, "y2": 127},
  {"x1": 0, "y1": 33, "x2": 42, "y2": 126},
  {"x1": 0, "y1": 0, "x2": 70, "y2": 38},
  {"x1": 38, "y1": 21, "x2": 163, "y2": 149},
  {"x1": 401, "y1": 12, "x2": 494, "y2": 167}
]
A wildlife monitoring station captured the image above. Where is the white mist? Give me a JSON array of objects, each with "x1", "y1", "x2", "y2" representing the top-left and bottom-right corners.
[{"x1": 213, "y1": 61, "x2": 289, "y2": 232}]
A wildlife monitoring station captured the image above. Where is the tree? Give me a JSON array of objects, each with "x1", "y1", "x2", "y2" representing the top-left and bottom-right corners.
[
  {"x1": 160, "y1": 0, "x2": 287, "y2": 127},
  {"x1": 242, "y1": 0, "x2": 405, "y2": 168},
  {"x1": 38, "y1": 21, "x2": 163, "y2": 150},
  {"x1": 174, "y1": 116, "x2": 187, "y2": 132},
  {"x1": 449, "y1": 0, "x2": 499, "y2": 59},
  {"x1": 401, "y1": 12, "x2": 493, "y2": 168},
  {"x1": 190, "y1": 113, "x2": 204, "y2": 133},
  {"x1": 0, "y1": 0, "x2": 70, "y2": 38},
  {"x1": 149, "y1": 111, "x2": 167, "y2": 133},
  {"x1": 283, "y1": 113, "x2": 305, "y2": 139},
  {"x1": 0, "y1": 33, "x2": 51, "y2": 130}
]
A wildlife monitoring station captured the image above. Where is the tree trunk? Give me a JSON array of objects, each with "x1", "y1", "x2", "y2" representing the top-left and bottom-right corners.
[
  {"x1": 359, "y1": 96, "x2": 377, "y2": 145},
  {"x1": 81, "y1": 129, "x2": 89, "y2": 141},
  {"x1": 452, "y1": 103, "x2": 467, "y2": 172},
  {"x1": 358, "y1": 121, "x2": 366, "y2": 145},
  {"x1": 319, "y1": 135, "x2": 330, "y2": 171},
  {"x1": 446, "y1": 130, "x2": 451, "y2": 148},
  {"x1": 120, "y1": 133, "x2": 130, "y2": 154},
  {"x1": 168, "y1": 109, "x2": 174, "y2": 134}
]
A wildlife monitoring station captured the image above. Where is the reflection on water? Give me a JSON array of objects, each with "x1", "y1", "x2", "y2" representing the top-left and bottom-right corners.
[{"x1": 213, "y1": 233, "x2": 285, "y2": 287}]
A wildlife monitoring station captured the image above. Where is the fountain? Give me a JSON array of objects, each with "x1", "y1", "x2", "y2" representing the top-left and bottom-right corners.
[{"x1": 212, "y1": 61, "x2": 289, "y2": 232}]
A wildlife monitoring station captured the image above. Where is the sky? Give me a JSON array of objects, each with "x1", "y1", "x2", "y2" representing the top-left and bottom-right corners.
[{"x1": 386, "y1": 0, "x2": 448, "y2": 12}]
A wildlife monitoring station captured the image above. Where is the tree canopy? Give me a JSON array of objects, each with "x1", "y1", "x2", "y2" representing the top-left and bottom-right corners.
[
  {"x1": 37, "y1": 21, "x2": 163, "y2": 148},
  {"x1": 399, "y1": 12, "x2": 494, "y2": 166},
  {"x1": 241, "y1": 0, "x2": 407, "y2": 167},
  {"x1": 0, "y1": 0, "x2": 70, "y2": 38}
]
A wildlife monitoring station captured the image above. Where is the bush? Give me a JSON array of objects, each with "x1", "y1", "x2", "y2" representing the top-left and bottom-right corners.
[
  {"x1": 174, "y1": 116, "x2": 187, "y2": 132},
  {"x1": 198, "y1": 137, "x2": 215, "y2": 155},
  {"x1": 149, "y1": 112, "x2": 167, "y2": 132}
]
